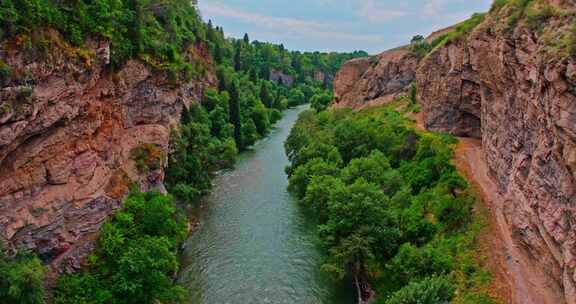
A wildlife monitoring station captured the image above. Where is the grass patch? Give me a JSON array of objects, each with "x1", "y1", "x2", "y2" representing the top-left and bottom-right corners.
[{"x1": 431, "y1": 13, "x2": 486, "y2": 49}]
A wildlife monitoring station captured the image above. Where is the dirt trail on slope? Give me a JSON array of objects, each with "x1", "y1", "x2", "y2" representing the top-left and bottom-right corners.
[
  {"x1": 411, "y1": 112, "x2": 552, "y2": 304},
  {"x1": 453, "y1": 139, "x2": 558, "y2": 304},
  {"x1": 453, "y1": 138, "x2": 513, "y2": 303}
]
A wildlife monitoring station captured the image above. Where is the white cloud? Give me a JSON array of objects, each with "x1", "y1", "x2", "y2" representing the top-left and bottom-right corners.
[
  {"x1": 357, "y1": 0, "x2": 408, "y2": 23},
  {"x1": 199, "y1": 2, "x2": 386, "y2": 43},
  {"x1": 423, "y1": 0, "x2": 447, "y2": 17}
]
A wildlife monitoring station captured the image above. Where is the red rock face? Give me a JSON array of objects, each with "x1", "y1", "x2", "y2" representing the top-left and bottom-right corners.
[
  {"x1": 332, "y1": 47, "x2": 418, "y2": 109},
  {"x1": 418, "y1": 9, "x2": 576, "y2": 304},
  {"x1": 0, "y1": 30, "x2": 215, "y2": 272}
]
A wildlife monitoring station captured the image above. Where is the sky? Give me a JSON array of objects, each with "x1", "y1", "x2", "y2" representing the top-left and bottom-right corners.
[{"x1": 198, "y1": 0, "x2": 492, "y2": 54}]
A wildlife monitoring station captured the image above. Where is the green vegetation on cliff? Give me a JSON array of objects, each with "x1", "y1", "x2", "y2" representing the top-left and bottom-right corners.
[
  {"x1": 0, "y1": 0, "x2": 207, "y2": 73},
  {"x1": 286, "y1": 104, "x2": 497, "y2": 303}
]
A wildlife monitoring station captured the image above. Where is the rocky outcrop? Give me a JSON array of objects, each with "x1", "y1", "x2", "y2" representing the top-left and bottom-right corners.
[
  {"x1": 417, "y1": 4, "x2": 576, "y2": 304},
  {"x1": 0, "y1": 29, "x2": 214, "y2": 272},
  {"x1": 270, "y1": 69, "x2": 294, "y2": 87},
  {"x1": 332, "y1": 27, "x2": 457, "y2": 109},
  {"x1": 332, "y1": 47, "x2": 417, "y2": 109}
]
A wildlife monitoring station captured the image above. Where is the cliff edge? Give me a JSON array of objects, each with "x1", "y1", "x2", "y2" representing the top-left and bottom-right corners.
[{"x1": 0, "y1": 29, "x2": 215, "y2": 272}]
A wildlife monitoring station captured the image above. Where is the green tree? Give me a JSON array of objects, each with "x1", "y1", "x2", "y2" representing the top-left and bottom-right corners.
[
  {"x1": 251, "y1": 100, "x2": 271, "y2": 136},
  {"x1": 260, "y1": 82, "x2": 273, "y2": 108},
  {"x1": 288, "y1": 158, "x2": 340, "y2": 199},
  {"x1": 234, "y1": 42, "x2": 242, "y2": 71},
  {"x1": 229, "y1": 81, "x2": 243, "y2": 149},
  {"x1": 385, "y1": 276, "x2": 455, "y2": 304},
  {"x1": 310, "y1": 92, "x2": 333, "y2": 112},
  {"x1": 288, "y1": 88, "x2": 305, "y2": 107}
]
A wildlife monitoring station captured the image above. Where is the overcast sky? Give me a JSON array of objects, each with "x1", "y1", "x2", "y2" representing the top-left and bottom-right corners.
[{"x1": 198, "y1": 0, "x2": 492, "y2": 54}]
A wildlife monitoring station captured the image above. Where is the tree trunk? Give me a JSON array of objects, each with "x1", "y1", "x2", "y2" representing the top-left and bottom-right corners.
[{"x1": 353, "y1": 262, "x2": 376, "y2": 304}]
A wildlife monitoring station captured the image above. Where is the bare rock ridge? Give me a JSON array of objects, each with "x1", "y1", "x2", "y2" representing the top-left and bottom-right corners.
[
  {"x1": 332, "y1": 26, "x2": 453, "y2": 109},
  {"x1": 0, "y1": 29, "x2": 215, "y2": 272},
  {"x1": 333, "y1": 2, "x2": 576, "y2": 303}
]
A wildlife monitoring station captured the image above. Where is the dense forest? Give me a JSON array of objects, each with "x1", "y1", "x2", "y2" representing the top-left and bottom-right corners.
[
  {"x1": 0, "y1": 0, "x2": 365, "y2": 303},
  {"x1": 285, "y1": 101, "x2": 497, "y2": 304}
]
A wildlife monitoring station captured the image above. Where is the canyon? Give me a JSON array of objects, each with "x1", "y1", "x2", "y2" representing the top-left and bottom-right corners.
[
  {"x1": 1, "y1": 1, "x2": 575, "y2": 303},
  {"x1": 333, "y1": 1, "x2": 576, "y2": 303}
]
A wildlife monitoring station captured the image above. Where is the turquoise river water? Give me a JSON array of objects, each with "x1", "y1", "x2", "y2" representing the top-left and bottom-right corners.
[{"x1": 178, "y1": 105, "x2": 353, "y2": 304}]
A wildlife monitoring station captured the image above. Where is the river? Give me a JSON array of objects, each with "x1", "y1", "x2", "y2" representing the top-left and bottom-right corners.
[{"x1": 178, "y1": 105, "x2": 353, "y2": 304}]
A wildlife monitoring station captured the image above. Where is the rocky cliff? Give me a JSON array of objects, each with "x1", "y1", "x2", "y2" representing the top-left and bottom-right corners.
[
  {"x1": 332, "y1": 47, "x2": 417, "y2": 109},
  {"x1": 334, "y1": 1, "x2": 576, "y2": 303},
  {"x1": 0, "y1": 29, "x2": 214, "y2": 272},
  {"x1": 332, "y1": 26, "x2": 454, "y2": 109},
  {"x1": 419, "y1": 3, "x2": 576, "y2": 303}
]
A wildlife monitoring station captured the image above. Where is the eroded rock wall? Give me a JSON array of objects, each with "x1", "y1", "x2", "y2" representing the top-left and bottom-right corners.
[
  {"x1": 331, "y1": 26, "x2": 456, "y2": 109},
  {"x1": 0, "y1": 30, "x2": 214, "y2": 272},
  {"x1": 417, "y1": 6, "x2": 576, "y2": 304},
  {"x1": 332, "y1": 47, "x2": 418, "y2": 109}
]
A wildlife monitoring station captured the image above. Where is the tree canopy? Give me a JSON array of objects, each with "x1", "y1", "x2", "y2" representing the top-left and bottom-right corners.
[{"x1": 285, "y1": 104, "x2": 495, "y2": 303}]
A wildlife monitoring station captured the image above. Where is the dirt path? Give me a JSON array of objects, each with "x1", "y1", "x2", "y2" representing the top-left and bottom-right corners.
[
  {"x1": 453, "y1": 138, "x2": 557, "y2": 304},
  {"x1": 410, "y1": 112, "x2": 552, "y2": 304},
  {"x1": 453, "y1": 138, "x2": 513, "y2": 303}
]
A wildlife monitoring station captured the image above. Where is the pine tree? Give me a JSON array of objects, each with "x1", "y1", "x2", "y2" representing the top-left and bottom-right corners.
[
  {"x1": 243, "y1": 33, "x2": 250, "y2": 44},
  {"x1": 214, "y1": 44, "x2": 223, "y2": 64},
  {"x1": 234, "y1": 42, "x2": 242, "y2": 71},
  {"x1": 229, "y1": 81, "x2": 243, "y2": 149},
  {"x1": 260, "y1": 83, "x2": 272, "y2": 108},
  {"x1": 260, "y1": 65, "x2": 270, "y2": 80},
  {"x1": 207, "y1": 20, "x2": 216, "y2": 42},
  {"x1": 249, "y1": 68, "x2": 259, "y2": 82}
]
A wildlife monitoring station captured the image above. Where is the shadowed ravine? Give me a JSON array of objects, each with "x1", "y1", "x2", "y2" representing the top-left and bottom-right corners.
[{"x1": 178, "y1": 105, "x2": 354, "y2": 304}]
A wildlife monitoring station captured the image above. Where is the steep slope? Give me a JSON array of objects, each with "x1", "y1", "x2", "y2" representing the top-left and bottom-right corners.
[
  {"x1": 333, "y1": 1, "x2": 576, "y2": 303},
  {"x1": 0, "y1": 30, "x2": 215, "y2": 272},
  {"x1": 418, "y1": 3, "x2": 576, "y2": 303}
]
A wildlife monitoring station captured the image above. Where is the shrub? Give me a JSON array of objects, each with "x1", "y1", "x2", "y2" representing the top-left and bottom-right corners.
[
  {"x1": 385, "y1": 276, "x2": 455, "y2": 304},
  {"x1": 525, "y1": 2, "x2": 556, "y2": 32},
  {"x1": 409, "y1": 36, "x2": 431, "y2": 58},
  {"x1": 0, "y1": 250, "x2": 45, "y2": 304},
  {"x1": 429, "y1": 13, "x2": 486, "y2": 51},
  {"x1": 0, "y1": 60, "x2": 11, "y2": 79},
  {"x1": 130, "y1": 144, "x2": 164, "y2": 173}
]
